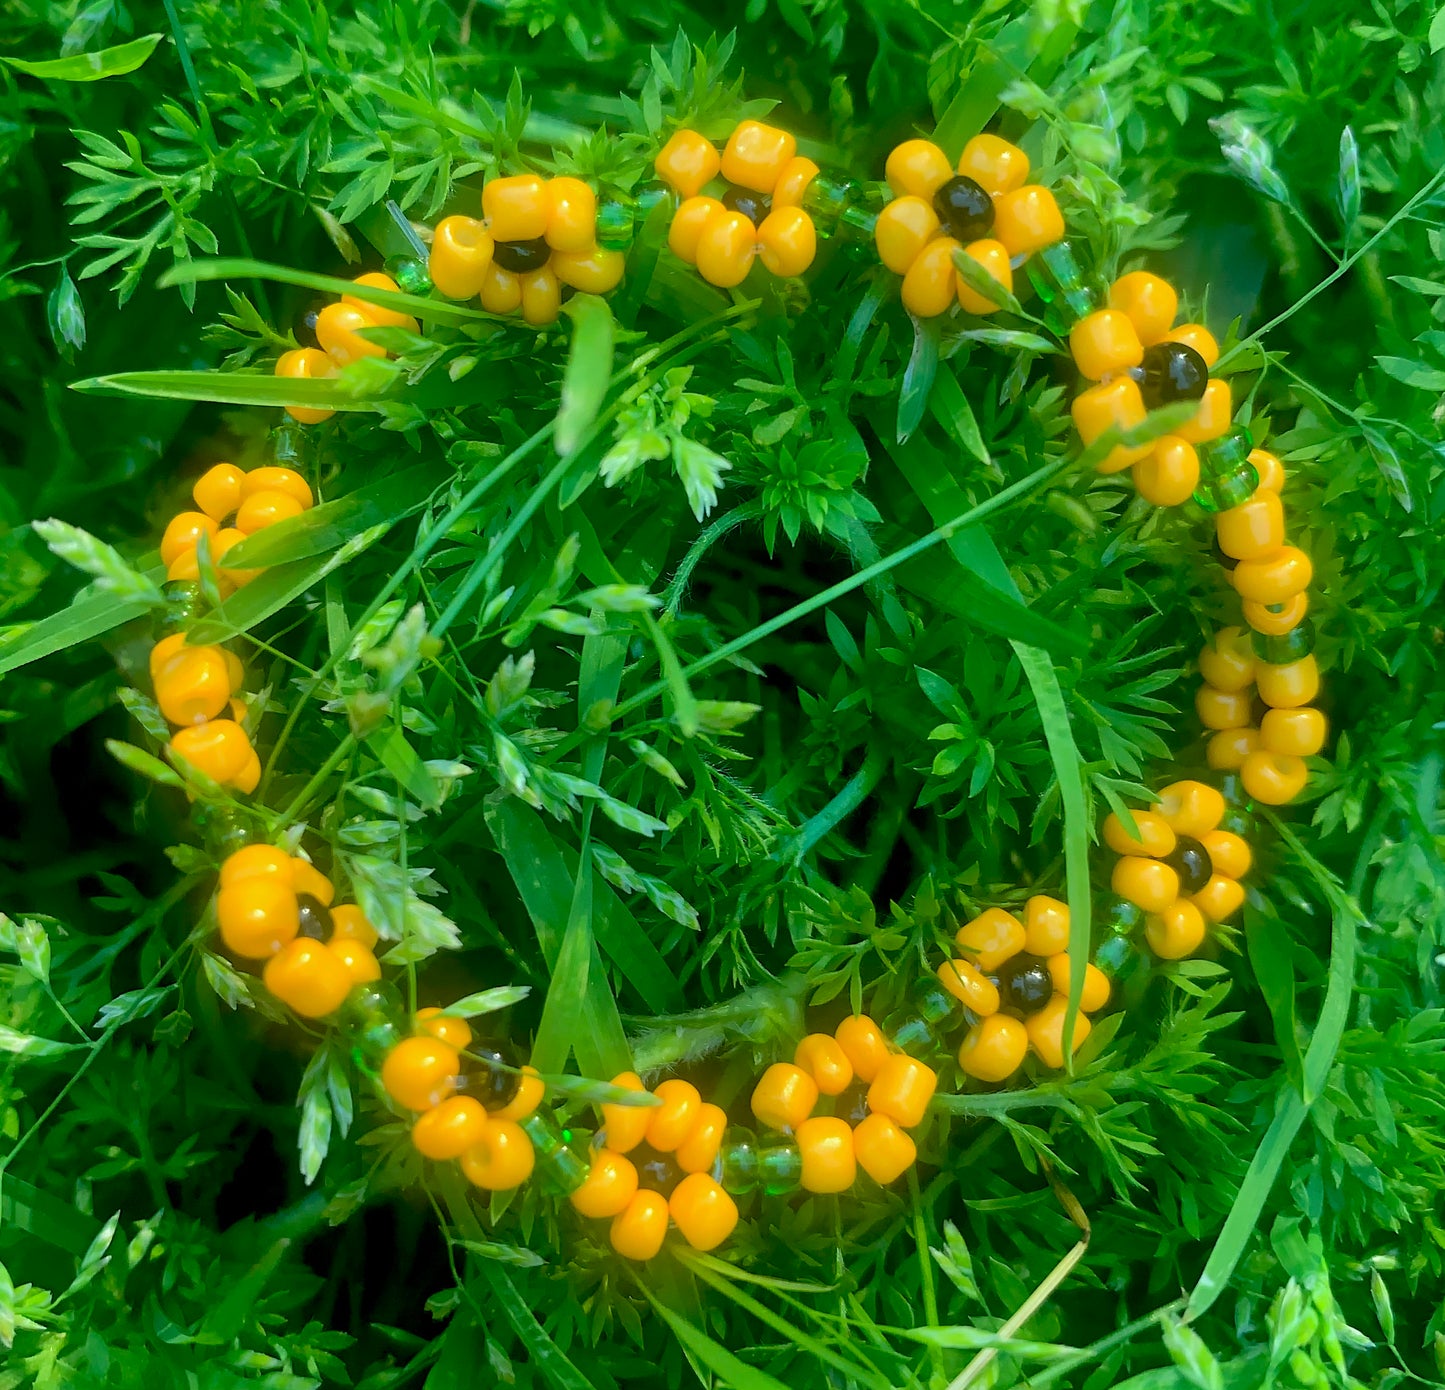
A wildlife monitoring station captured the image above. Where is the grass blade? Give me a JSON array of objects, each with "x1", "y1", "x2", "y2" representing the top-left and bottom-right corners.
[{"x1": 556, "y1": 294, "x2": 615, "y2": 456}]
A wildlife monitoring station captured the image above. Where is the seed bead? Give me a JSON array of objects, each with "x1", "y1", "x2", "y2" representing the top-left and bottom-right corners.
[
  {"x1": 1025, "y1": 997, "x2": 1091, "y2": 1069},
  {"x1": 936, "y1": 959, "x2": 1000, "y2": 1016},
  {"x1": 669, "y1": 1173, "x2": 738, "y2": 1251},
  {"x1": 381, "y1": 1037, "x2": 459, "y2": 1112},
  {"x1": 1162, "y1": 322, "x2": 1219, "y2": 367},
  {"x1": 866, "y1": 1054, "x2": 936, "y2": 1129},
  {"x1": 1111, "y1": 856, "x2": 1180, "y2": 914},
  {"x1": 1244, "y1": 592, "x2": 1309, "y2": 636},
  {"x1": 235, "y1": 489, "x2": 304, "y2": 535},
  {"x1": 1146, "y1": 899, "x2": 1208, "y2": 960},
  {"x1": 161, "y1": 512, "x2": 219, "y2": 567},
  {"x1": 758, "y1": 206, "x2": 817, "y2": 277},
  {"x1": 544, "y1": 176, "x2": 596, "y2": 252},
  {"x1": 430, "y1": 215, "x2": 495, "y2": 299},
  {"x1": 675, "y1": 1102, "x2": 729, "y2": 1173},
  {"x1": 796, "y1": 1116, "x2": 856, "y2": 1193},
  {"x1": 1249, "y1": 448, "x2": 1286, "y2": 493},
  {"x1": 874, "y1": 195, "x2": 940, "y2": 274},
  {"x1": 647, "y1": 1078, "x2": 703, "y2": 1151},
  {"x1": 1134, "y1": 437, "x2": 1199, "y2": 506},
  {"x1": 221, "y1": 843, "x2": 292, "y2": 887},
  {"x1": 851, "y1": 1112, "x2": 917, "y2": 1184},
  {"x1": 750, "y1": 1063, "x2": 818, "y2": 1132},
  {"x1": 610, "y1": 1189, "x2": 670, "y2": 1260},
  {"x1": 155, "y1": 644, "x2": 231, "y2": 727},
  {"x1": 1260, "y1": 707, "x2": 1327, "y2": 757},
  {"x1": 1174, "y1": 379, "x2": 1233, "y2": 445},
  {"x1": 992, "y1": 185, "x2": 1064, "y2": 256},
  {"x1": 1072, "y1": 378, "x2": 1151, "y2": 474},
  {"x1": 1154, "y1": 780, "x2": 1226, "y2": 838},
  {"x1": 460, "y1": 1118, "x2": 534, "y2": 1190},
  {"x1": 551, "y1": 247, "x2": 625, "y2": 294},
  {"x1": 342, "y1": 272, "x2": 417, "y2": 331},
  {"x1": 901, "y1": 236, "x2": 962, "y2": 317},
  {"x1": 273, "y1": 348, "x2": 336, "y2": 424},
  {"x1": 955, "y1": 238, "x2": 1013, "y2": 315},
  {"x1": 1192, "y1": 875, "x2": 1245, "y2": 923},
  {"x1": 1070, "y1": 309, "x2": 1144, "y2": 381},
  {"x1": 483, "y1": 174, "x2": 549, "y2": 242},
  {"x1": 571, "y1": 1151, "x2": 639, "y2": 1218},
  {"x1": 1199, "y1": 627, "x2": 1257, "y2": 692},
  {"x1": 956, "y1": 133, "x2": 1030, "y2": 197},
  {"x1": 955, "y1": 907, "x2": 1027, "y2": 971},
  {"x1": 1240, "y1": 750, "x2": 1309, "y2": 805},
  {"x1": 793, "y1": 1034, "x2": 854, "y2": 1095},
  {"x1": 695, "y1": 211, "x2": 757, "y2": 288},
  {"x1": 1208, "y1": 727, "x2": 1261, "y2": 771},
  {"x1": 721, "y1": 120, "x2": 796, "y2": 194},
  {"x1": 479, "y1": 261, "x2": 522, "y2": 314},
  {"x1": 262, "y1": 937, "x2": 354, "y2": 1018},
  {"x1": 494, "y1": 1066, "x2": 545, "y2": 1123},
  {"x1": 217, "y1": 878, "x2": 298, "y2": 959},
  {"x1": 1022, "y1": 895, "x2": 1070, "y2": 956},
  {"x1": 519, "y1": 266, "x2": 561, "y2": 326},
  {"x1": 773, "y1": 155, "x2": 820, "y2": 207},
  {"x1": 193, "y1": 463, "x2": 245, "y2": 522},
  {"x1": 1103, "y1": 810, "x2": 1176, "y2": 859},
  {"x1": 1108, "y1": 271, "x2": 1178, "y2": 346},
  {"x1": 1255, "y1": 655, "x2": 1319, "y2": 709},
  {"x1": 412, "y1": 1096, "x2": 489, "y2": 1160},
  {"x1": 1045, "y1": 954, "x2": 1111, "y2": 1012},
  {"x1": 171, "y1": 719, "x2": 258, "y2": 792},
  {"x1": 655, "y1": 129, "x2": 720, "y2": 197},
  {"x1": 834, "y1": 1015, "x2": 889, "y2": 1083},
  {"x1": 1217, "y1": 490, "x2": 1285, "y2": 560},
  {"x1": 885, "y1": 139, "x2": 953, "y2": 199},
  {"x1": 601, "y1": 1071, "x2": 653, "y2": 1154},
  {"x1": 1201, "y1": 830, "x2": 1253, "y2": 880},
  {"x1": 330, "y1": 904, "x2": 379, "y2": 949},
  {"x1": 315, "y1": 302, "x2": 385, "y2": 367},
  {"x1": 957, "y1": 1014, "x2": 1029, "y2": 1082}
]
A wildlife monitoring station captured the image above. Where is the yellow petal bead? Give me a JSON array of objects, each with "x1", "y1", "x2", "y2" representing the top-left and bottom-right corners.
[
  {"x1": 851, "y1": 1111, "x2": 917, "y2": 1184},
  {"x1": 1069, "y1": 309, "x2": 1144, "y2": 381},
  {"x1": 519, "y1": 266, "x2": 561, "y2": 326},
  {"x1": 1108, "y1": 271, "x2": 1178, "y2": 346},
  {"x1": 1025, "y1": 997, "x2": 1091, "y2": 1069},
  {"x1": 241, "y1": 466, "x2": 312, "y2": 509},
  {"x1": 675, "y1": 1102, "x2": 728, "y2": 1174},
  {"x1": 610, "y1": 1189, "x2": 670, "y2": 1260},
  {"x1": 161, "y1": 511, "x2": 219, "y2": 567},
  {"x1": 1199, "y1": 626, "x2": 1257, "y2": 693},
  {"x1": 193, "y1": 463, "x2": 245, "y2": 522},
  {"x1": 1103, "y1": 810, "x2": 1176, "y2": 859},
  {"x1": 411, "y1": 1095, "x2": 489, "y2": 1160},
  {"x1": 1201, "y1": 830, "x2": 1253, "y2": 880},
  {"x1": 750, "y1": 1062, "x2": 817, "y2": 1132},
  {"x1": 655, "y1": 128, "x2": 720, "y2": 198},
  {"x1": 217, "y1": 878, "x2": 298, "y2": 959},
  {"x1": 1232, "y1": 547, "x2": 1313, "y2": 606},
  {"x1": 772, "y1": 155, "x2": 820, "y2": 207},
  {"x1": 262, "y1": 937, "x2": 354, "y2": 1018},
  {"x1": 1174, "y1": 378, "x2": 1233, "y2": 445},
  {"x1": 668, "y1": 196, "x2": 726, "y2": 265},
  {"x1": 955, "y1": 907, "x2": 1026, "y2": 972},
  {"x1": 1133, "y1": 436, "x2": 1199, "y2": 506},
  {"x1": 694, "y1": 210, "x2": 757, "y2": 289},
  {"x1": 343, "y1": 272, "x2": 417, "y2": 331},
  {"x1": 154, "y1": 644, "x2": 231, "y2": 727},
  {"x1": 601, "y1": 1071, "x2": 653, "y2": 1154},
  {"x1": 430, "y1": 215, "x2": 495, "y2": 299},
  {"x1": 793, "y1": 1034, "x2": 854, "y2": 1096},
  {"x1": 1196, "y1": 684, "x2": 1253, "y2": 731},
  {"x1": 571, "y1": 1150, "x2": 639, "y2": 1218},
  {"x1": 235, "y1": 488, "x2": 305, "y2": 535},
  {"x1": 1207, "y1": 727, "x2": 1261, "y2": 770},
  {"x1": 955, "y1": 134, "x2": 1029, "y2": 197},
  {"x1": 328, "y1": 938, "x2": 380, "y2": 984},
  {"x1": 1071, "y1": 377, "x2": 1151, "y2": 474},
  {"x1": 1112, "y1": 855, "x2": 1181, "y2": 913},
  {"x1": 482, "y1": 173, "x2": 549, "y2": 242},
  {"x1": 214, "y1": 527, "x2": 258, "y2": 586},
  {"x1": 1217, "y1": 490, "x2": 1285, "y2": 561},
  {"x1": 758, "y1": 205, "x2": 816, "y2": 277},
  {"x1": 1244, "y1": 592, "x2": 1309, "y2": 636},
  {"x1": 1192, "y1": 874, "x2": 1245, "y2": 924},
  {"x1": 316, "y1": 302, "x2": 386, "y2": 368},
  {"x1": 494, "y1": 1065, "x2": 545, "y2": 1122},
  {"x1": 992, "y1": 185, "x2": 1064, "y2": 257},
  {"x1": 936, "y1": 959, "x2": 1000, "y2": 1016},
  {"x1": 1044, "y1": 954, "x2": 1111, "y2": 1012},
  {"x1": 329, "y1": 904, "x2": 379, "y2": 950},
  {"x1": 1255, "y1": 655, "x2": 1320, "y2": 710},
  {"x1": 544, "y1": 176, "x2": 597, "y2": 252},
  {"x1": 669, "y1": 1173, "x2": 737, "y2": 1251},
  {"x1": 1162, "y1": 322, "x2": 1218, "y2": 367},
  {"x1": 874, "y1": 195, "x2": 940, "y2": 275},
  {"x1": 1023, "y1": 895, "x2": 1071, "y2": 957},
  {"x1": 461, "y1": 1118, "x2": 534, "y2": 1190},
  {"x1": 901, "y1": 235, "x2": 962, "y2": 317},
  {"x1": 479, "y1": 260, "x2": 522, "y2": 315},
  {"x1": 647, "y1": 1078, "x2": 702, "y2": 1151},
  {"x1": 1260, "y1": 706, "x2": 1327, "y2": 757},
  {"x1": 414, "y1": 1007, "x2": 472, "y2": 1051},
  {"x1": 834, "y1": 1015, "x2": 888, "y2": 1083},
  {"x1": 381, "y1": 1036, "x2": 458, "y2": 1112},
  {"x1": 721, "y1": 120, "x2": 796, "y2": 194},
  {"x1": 288, "y1": 858, "x2": 333, "y2": 905},
  {"x1": 171, "y1": 719, "x2": 257, "y2": 791},
  {"x1": 955, "y1": 238, "x2": 1012, "y2": 315},
  {"x1": 957, "y1": 1014, "x2": 1029, "y2": 1082},
  {"x1": 884, "y1": 138, "x2": 953, "y2": 199},
  {"x1": 273, "y1": 347, "x2": 336, "y2": 424},
  {"x1": 551, "y1": 247, "x2": 625, "y2": 294},
  {"x1": 1154, "y1": 779, "x2": 1226, "y2": 838},
  {"x1": 866, "y1": 1054, "x2": 936, "y2": 1128},
  {"x1": 1146, "y1": 899, "x2": 1207, "y2": 960},
  {"x1": 1249, "y1": 448, "x2": 1286, "y2": 493},
  {"x1": 220, "y1": 843, "x2": 293, "y2": 887},
  {"x1": 796, "y1": 1116, "x2": 856, "y2": 1194}
]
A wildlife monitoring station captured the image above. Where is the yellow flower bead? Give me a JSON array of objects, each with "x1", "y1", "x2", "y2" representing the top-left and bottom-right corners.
[
  {"x1": 851, "y1": 1111, "x2": 917, "y2": 1184},
  {"x1": 610, "y1": 1189, "x2": 669, "y2": 1261},
  {"x1": 381, "y1": 1036, "x2": 459, "y2": 1112},
  {"x1": 1256, "y1": 655, "x2": 1320, "y2": 710},
  {"x1": 171, "y1": 719, "x2": 258, "y2": 792},
  {"x1": 1196, "y1": 684, "x2": 1253, "y2": 731},
  {"x1": 797, "y1": 1116, "x2": 856, "y2": 1194},
  {"x1": 519, "y1": 266, "x2": 561, "y2": 327},
  {"x1": 154, "y1": 643, "x2": 231, "y2": 727},
  {"x1": 1217, "y1": 490, "x2": 1285, "y2": 561},
  {"x1": 1192, "y1": 874, "x2": 1245, "y2": 923},
  {"x1": 235, "y1": 489, "x2": 305, "y2": 536},
  {"x1": 655, "y1": 129, "x2": 720, "y2": 198},
  {"x1": 834, "y1": 1015, "x2": 889, "y2": 1083},
  {"x1": 1260, "y1": 706, "x2": 1327, "y2": 757},
  {"x1": 1071, "y1": 378, "x2": 1151, "y2": 474},
  {"x1": 1199, "y1": 626, "x2": 1257, "y2": 693},
  {"x1": 936, "y1": 959, "x2": 1000, "y2": 1016},
  {"x1": 675, "y1": 1102, "x2": 728, "y2": 1173},
  {"x1": 1025, "y1": 996, "x2": 1091, "y2": 1069},
  {"x1": 411, "y1": 1095, "x2": 489, "y2": 1160},
  {"x1": 669, "y1": 1173, "x2": 738, "y2": 1251},
  {"x1": 494, "y1": 1065, "x2": 545, "y2": 1122},
  {"x1": 772, "y1": 155, "x2": 820, "y2": 207},
  {"x1": 750, "y1": 1062, "x2": 817, "y2": 1132},
  {"x1": 430, "y1": 215, "x2": 495, "y2": 299},
  {"x1": 955, "y1": 134, "x2": 1029, "y2": 197},
  {"x1": 1070, "y1": 309, "x2": 1144, "y2": 381},
  {"x1": 213, "y1": 527, "x2": 258, "y2": 587},
  {"x1": 884, "y1": 138, "x2": 953, "y2": 199},
  {"x1": 316, "y1": 302, "x2": 386, "y2": 368},
  {"x1": 955, "y1": 907, "x2": 1026, "y2": 972},
  {"x1": 1162, "y1": 322, "x2": 1219, "y2": 367},
  {"x1": 165, "y1": 545, "x2": 201, "y2": 582},
  {"x1": 1233, "y1": 547, "x2": 1313, "y2": 607},
  {"x1": 328, "y1": 938, "x2": 380, "y2": 984},
  {"x1": 668, "y1": 196, "x2": 726, "y2": 265},
  {"x1": 1201, "y1": 830, "x2": 1253, "y2": 880},
  {"x1": 330, "y1": 904, "x2": 379, "y2": 950},
  {"x1": 1249, "y1": 448, "x2": 1286, "y2": 493},
  {"x1": 217, "y1": 878, "x2": 298, "y2": 959},
  {"x1": 1244, "y1": 592, "x2": 1309, "y2": 636},
  {"x1": 1241, "y1": 750, "x2": 1309, "y2": 805},
  {"x1": 1108, "y1": 271, "x2": 1178, "y2": 346},
  {"x1": 957, "y1": 1013, "x2": 1030, "y2": 1082},
  {"x1": 874, "y1": 195, "x2": 940, "y2": 275},
  {"x1": 482, "y1": 173, "x2": 549, "y2": 242},
  {"x1": 866, "y1": 1054, "x2": 936, "y2": 1128},
  {"x1": 721, "y1": 120, "x2": 796, "y2": 193},
  {"x1": 571, "y1": 1150, "x2": 639, "y2": 1218},
  {"x1": 1134, "y1": 436, "x2": 1199, "y2": 506},
  {"x1": 793, "y1": 1034, "x2": 854, "y2": 1096},
  {"x1": 161, "y1": 511, "x2": 219, "y2": 567},
  {"x1": 1208, "y1": 727, "x2": 1261, "y2": 771},
  {"x1": 758, "y1": 206, "x2": 816, "y2": 277},
  {"x1": 992, "y1": 185, "x2": 1064, "y2": 257},
  {"x1": 695, "y1": 210, "x2": 757, "y2": 288},
  {"x1": 193, "y1": 463, "x2": 245, "y2": 522},
  {"x1": 1044, "y1": 954, "x2": 1111, "y2": 1012},
  {"x1": 1174, "y1": 378, "x2": 1233, "y2": 445},
  {"x1": 461, "y1": 1118, "x2": 534, "y2": 1190},
  {"x1": 220, "y1": 843, "x2": 292, "y2": 887},
  {"x1": 242, "y1": 466, "x2": 312, "y2": 510},
  {"x1": 1024, "y1": 895, "x2": 1071, "y2": 956},
  {"x1": 1145, "y1": 900, "x2": 1207, "y2": 960},
  {"x1": 1103, "y1": 810, "x2": 1176, "y2": 859},
  {"x1": 273, "y1": 347, "x2": 336, "y2": 424},
  {"x1": 1154, "y1": 780, "x2": 1226, "y2": 838},
  {"x1": 479, "y1": 261, "x2": 522, "y2": 315},
  {"x1": 601, "y1": 1071, "x2": 652, "y2": 1154},
  {"x1": 955, "y1": 238, "x2": 1012, "y2": 315},
  {"x1": 343, "y1": 272, "x2": 418, "y2": 331},
  {"x1": 544, "y1": 176, "x2": 596, "y2": 252},
  {"x1": 1111, "y1": 855, "x2": 1180, "y2": 913},
  {"x1": 647, "y1": 1078, "x2": 703, "y2": 1151},
  {"x1": 288, "y1": 858, "x2": 333, "y2": 905},
  {"x1": 262, "y1": 937, "x2": 354, "y2": 1018},
  {"x1": 551, "y1": 247, "x2": 626, "y2": 294}
]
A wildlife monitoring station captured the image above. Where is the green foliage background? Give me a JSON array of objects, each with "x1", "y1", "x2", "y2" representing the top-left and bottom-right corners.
[{"x1": 2, "y1": 0, "x2": 1445, "y2": 1386}]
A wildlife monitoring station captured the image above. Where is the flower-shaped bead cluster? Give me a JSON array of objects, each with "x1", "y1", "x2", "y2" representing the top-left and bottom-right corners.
[
  {"x1": 942, "y1": 895, "x2": 1110, "y2": 1079},
  {"x1": 655, "y1": 122, "x2": 820, "y2": 288},
  {"x1": 428, "y1": 175, "x2": 625, "y2": 326},
  {"x1": 874, "y1": 133, "x2": 1063, "y2": 318}
]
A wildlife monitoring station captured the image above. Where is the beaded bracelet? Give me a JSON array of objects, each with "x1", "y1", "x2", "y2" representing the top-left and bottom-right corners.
[{"x1": 134, "y1": 117, "x2": 1324, "y2": 1264}]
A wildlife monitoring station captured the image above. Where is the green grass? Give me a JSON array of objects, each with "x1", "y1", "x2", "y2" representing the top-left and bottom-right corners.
[{"x1": 2, "y1": 1, "x2": 1445, "y2": 1387}]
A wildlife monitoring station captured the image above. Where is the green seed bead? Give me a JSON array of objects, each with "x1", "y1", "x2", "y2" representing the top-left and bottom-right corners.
[
  {"x1": 519, "y1": 1110, "x2": 588, "y2": 1192},
  {"x1": 1217, "y1": 803, "x2": 1255, "y2": 836},
  {"x1": 1026, "y1": 240, "x2": 1104, "y2": 333},
  {"x1": 340, "y1": 981, "x2": 406, "y2": 1072},
  {"x1": 911, "y1": 975, "x2": 956, "y2": 1027},
  {"x1": 718, "y1": 1126, "x2": 759, "y2": 1195},
  {"x1": 160, "y1": 579, "x2": 204, "y2": 632},
  {"x1": 1252, "y1": 620, "x2": 1315, "y2": 663},
  {"x1": 268, "y1": 421, "x2": 311, "y2": 471},
  {"x1": 384, "y1": 254, "x2": 432, "y2": 296},
  {"x1": 1094, "y1": 932, "x2": 1143, "y2": 984},
  {"x1": 1100, "y1": 895, "x2": 1146, "y2": 936},
  {"x1": 197, "y1": 804, "x2": 252, "y2": 860},
  {"x1": 883, "y1": 1010, "x2": 935, "y2": 1055},
  {"x1": 803, "y1": 173, "x2": 860, "y2": 227},
  {"x1": 595, "y1": 197, "x2": 635, "y2": 251},
  {"x1": 633, "y1": 181, "x2": 674, "y2": 215},
  {"x1": 1194, "y1": 428, "x2": 1258, "y2": 511},
  {"x1": 759, "y1": 1140, "x2": 803, "y2": 1196}
]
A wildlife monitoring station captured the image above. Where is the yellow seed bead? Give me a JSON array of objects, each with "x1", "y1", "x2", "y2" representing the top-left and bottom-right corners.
[
  {"x1": 721, "y1": 120, "x2": 796, "y2": 194},
  {"x1": 381, "y1": 1037, "x2": 459, "y2": 1112},
  {"x1": 479, "y1": 261, "x2": 522, "y2": 315},
  {"x1": 1174, "y1": 378, "x2": 1233, "y2": 445},
  {"x1": 1025, "y1": 997, "x2": 1091, "y2": 1070},
  {"x1": 1192, "y1": 874, "x2": 1245, "y2": 924},
  {"x1": 235, "y1": 488, "x2": 304, "y2": 535},
  {"x1": 610, "y1": 1189, "x2": 670, "y2": 1260},
  {"x1": 957, "y1": 1014, "x2": 1029, "y2": 1082},
  {"x1": 884, "y1": 138, "x2": 953, "y2": 199},
  {"x1": 551, "y1": 247, "x2": 626, "y2": 294},
  {"x1": 411, "y1": 1095, "x2": 489, "y2": 1160},
  {"x1": 161, "y1": 511, "x2": 219, "y2": 567},
  {"x1": 1217, "y1": 490, "x2": 1285, "y2": 561},
  {"x1": 758, "y1": 206, "x2": 816, "y2": 277},
  {"x1": 330, "y1": 904, "x2": 379, "y2": 950},
  {"x1": 668, "y1": 196, "x2": 726, "y2": 265},
  {"x1": 1133, "y1": 436, "x2": 1199, "y2": 506},
  {"x1": 519, "y1": 266, "x2": 561, "y2": 327},
  {"x1": 154, "y1": 644, "x2": 231, "y2": 727},
  {"x1": 328, "y1": 938, "x2": 379, "y2": 984},
  {"x1": 955, "y1": 907, "x2": 1026, "y2": 972},
  {"x1": 793, "y1": 1034, "x2": 854, "y2": 1096},
  {"x1": 571, "y1": 1150, "x2": 639, "y2": 1218},
  {"x1": 1244, "y1": 592, "x2": 1309, "y2": 636},
  {"x1": 750, "y1": 1062, "x2": 817, "y2": 1132},
  {"x1": 834, "y1": 1015, "x2": 888, "y2": 1083},
  {"x1": 1232, "y1": 547, "x2": 1313, "y2": 607},
  {"x1": 414, "y1": 1007, "x2": 472, "y2": 1051},
  {"x1": 647, "y1": 1078, "x2": 703, "y2": 1151},
  {"x1": 655, "y1": 129, "x2": 720, "y2": 198},
  {"x1": 1196, "y1": 684, "x2": 1253, "y2": 731},
  {"x1": 874, "y1": 195, "x2": 940, "y2": 275},
  {"x1": 430, "y1": 215, "x2": 495, "y2": 299},
  {"x1": 901, "y1": 236, "x2": 962, "y2": 316},
  {"x1": 601, "y1": 1071, "x2": 653, "y2": 1154},
  {"x1": 797, "y1": 1116, "x2": 856, "y2": 1194},
  {"x1": 992, "y1": 185, "x2": 1064, "y2": 257},
  {"x1": 544, "y1": 176, "x2": 597, "y2": 252},
  {"x1": 170, "y1": 719, "x2": 258, "y2": 791},
  {"x1": 1201, "y1": 830, "x2": 1253, "y2": 880},
  {"x1": 1108, "y1": 271, "x2": 1178, "y2": 346},
  {"x1": 482, "y1": 173, "x2": 549, "y2": 242},
  {"x1": 851, "y1": 1111, "x2": 917, "y2": 1184},
  {"x1": 262, "y1": 937, "x2": 354, "y2": 1018},
  {"x1": 1249, "y1": 448, "x2": 1286, "y2": 493},
  {"x1": 273, "y1": 347, "x2": 336, "y2": 424},
  {"x1": 866, "y1": 1054, "x2": 936, "y2": 1128},
  {"x1": 955, "y1": 134, "x2": 1029, "y2": 197},
  {"x1": 241, "y1": 466, "x2": 312, "y2": 509},
  {"x1": 460, "y1": 1118, "x2": 534, "y2": 1190},
  {"x1": 1255, "y1": 655, "x2": 1320, "y2": 710},
  {"x1": 193, "y1": 463, "x2": 245, "y2": 522},
  {"x1": 494, "y1": 1065, "x2": 545, "y2": 1122},
  {"x1": 694, "y1": 210, "x2": 757, "y2": 289},
  {"x1": 1044, "y1": 954, "x2": 1111, "y2": 1012},
  {"x1": 343, "y1": 272, "x2": 418, "y2": 331},
  {"x1": 1199, "y1": 626, "x2": 1257, "y2": 692},
  {"x1": 1260, "y1": 706, "x2": 1327, "y2": 757},
  {"x1": 1145, "y1": 900, "x2": 1207, "y2": 960},
  {"x1": 1071, "y1": 377, "x2": 1152, "y2": 474},
  {"x1": 1103, "y1": 810, "x2": 1176, "y2": 859},
  {"x1": 217, "y1": 878, "x2": 298, "y2": 959},
  {"x1": 1162, "y1": 322, "x2": 1218, "y2": 367},
  {"x1": 675, "y1": 1102, "x2": 728, "y2": 1174},
  {"x1": 1207, "y1": 727, "x2": 1261, "y2": 770},
  {"x1": 1070, "y1": 309, "x2": 1144, "y2": 381},
  {"x1": 772, "y1": 155, "x2": 820, "y2": 207},
  {"x1": 668, "y1": 1173, "x2": 737, "y2": 1251},
  {"x1": 1112, "y1": 855, "x2": 1180, "y2": 913},
  {"x1": 1154, "y1": 779, "x2": 1226, "y2": 838},
  {"x1": 955, "y1": 238, "x2": 1012, "y2": 315},
  {"x1": 1024, "y1": 895, "x2": 1071, "y2": 956},
  {"x1": 220, "y1": 843, "x2": 293, "y2": 887},
  {"x1": 936, "y1": 959, "x2": 1000, "y2": 1016},
  {"x1": 289, "y1": 858, "x2": 333, "y2": 905},
  {"x1": 316, "y1": 302, "x2": 386, "y2": 368}
]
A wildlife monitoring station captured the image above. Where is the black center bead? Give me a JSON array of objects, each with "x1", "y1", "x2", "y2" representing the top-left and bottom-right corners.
[
  {"x1": 492, "y1": 237, "x2": 552, "y2": 273},
  {"x1": 722, "y1": 186, "x2": 772, "y2": 225},
  {"x1": 294, "y1": 297, "x2": 328, "y2": 349},
  {"x1": 998, "y1": 954, "x2": 1054, "y2": 1013},
  {"x1": 932, "y1": 175, "x2": 994, "y2": 241},
  {"x1": 1140, "y1": 341, "x2": 1208, "y2": 410},
  {"x1": 633, "y1": 1145, "x2": 683, "y2": 1199},
  {"x1": 296, "y1": 893, "x2": 332, "y2": 940},
  {"x1": 1165, "y1": 835, "x2": 1214, "y2": 895},
  {"x1": 472, "y1": 1039, "x2": 523, "y2": 1110}
]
